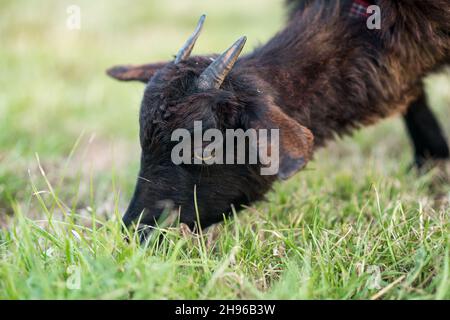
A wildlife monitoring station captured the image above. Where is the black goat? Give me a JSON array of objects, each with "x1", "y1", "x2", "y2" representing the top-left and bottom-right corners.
[{"x1": 107, "y1": 0, "x2": 449, "y2": 233}]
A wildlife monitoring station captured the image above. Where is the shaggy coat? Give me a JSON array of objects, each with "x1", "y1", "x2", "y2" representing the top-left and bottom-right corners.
[{"x1": 108, "y1": 0, "x2": 450, "y2": 233}]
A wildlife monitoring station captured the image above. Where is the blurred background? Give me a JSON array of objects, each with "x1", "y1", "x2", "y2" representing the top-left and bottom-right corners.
[{"x1": 0, "y1": 0, "x2": 449, "y2": 224}]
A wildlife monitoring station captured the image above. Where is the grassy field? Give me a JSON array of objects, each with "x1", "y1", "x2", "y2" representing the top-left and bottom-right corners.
[{"x1": 0, "y1": 0, "x2": 449, "y2": 299}]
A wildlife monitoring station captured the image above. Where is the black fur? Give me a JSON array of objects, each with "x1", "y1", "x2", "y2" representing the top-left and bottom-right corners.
[{"x1": 109, "y1": 0, "x2": 450, "y2": 233}]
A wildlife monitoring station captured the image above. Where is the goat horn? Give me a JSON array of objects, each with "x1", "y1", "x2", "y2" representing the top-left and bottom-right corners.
[
  {"x1": 174, "y1": 14, "x2": 206, "y2": 64},
  {"x1": 197, "y1": 36, "x2": 247, "y2": 90}
]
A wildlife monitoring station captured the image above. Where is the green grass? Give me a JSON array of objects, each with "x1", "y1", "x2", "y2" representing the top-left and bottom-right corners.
[{"x1": 0, "y1": 0, "x2": 449, "y2": 299}]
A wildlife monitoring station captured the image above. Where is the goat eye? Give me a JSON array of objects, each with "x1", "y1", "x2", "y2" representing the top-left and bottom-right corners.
[{"x1": 192, "y1": 146, "x2": 216, "y2": 164}]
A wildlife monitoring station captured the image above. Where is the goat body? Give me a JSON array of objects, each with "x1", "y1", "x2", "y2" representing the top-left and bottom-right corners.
[
  {"x1": 240, "y1": 0, "x2": 450, "y2": 147},
  {"x1": 108, "y1": 0, "x2": 450, "y2": 232}
]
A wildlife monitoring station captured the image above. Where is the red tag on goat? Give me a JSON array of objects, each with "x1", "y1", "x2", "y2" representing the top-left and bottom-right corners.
[{"x1": 349, "y1": 0, "x2": 371, "y2": 18}]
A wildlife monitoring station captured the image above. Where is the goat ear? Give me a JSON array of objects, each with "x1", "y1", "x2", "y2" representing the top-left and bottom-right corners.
[
  {"x1": 106, "y1": 61, "x2": 168, "y2": 83},
  {"x1": 248, "y1": 101, "x2": 314, "y2": 180}
]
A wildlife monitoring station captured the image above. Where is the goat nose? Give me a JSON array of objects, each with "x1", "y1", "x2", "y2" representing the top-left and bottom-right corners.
[
  {"x1": 122, "y1": 201, "x2": 144, "y2": 228},
  {"x1": 122, "y1": 211, "x2": 134, "y2": 228}
]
